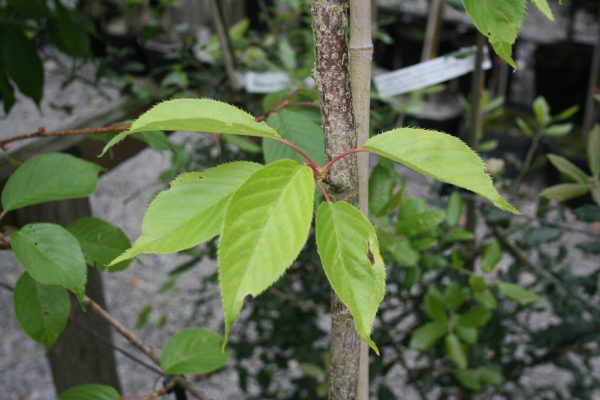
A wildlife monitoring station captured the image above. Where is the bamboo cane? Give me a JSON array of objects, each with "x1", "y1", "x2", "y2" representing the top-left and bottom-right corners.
[{"x1": 349, "y1": 0, "x2": 374, "y2": 398}]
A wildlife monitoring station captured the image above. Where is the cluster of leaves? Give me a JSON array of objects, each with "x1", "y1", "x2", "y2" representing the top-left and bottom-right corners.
[
  {"x1": 0, "y1": 0, "x2": 93, "y2": 112},
  {"x1": 99, "y1": 98, "x2": 515, "y2": 355},
  {"x1": 2, "y1": 152, "x2": 231, "y2": 398},
  {"x1": 542, "y1": 124, "x2": 600, "y2": 205}
]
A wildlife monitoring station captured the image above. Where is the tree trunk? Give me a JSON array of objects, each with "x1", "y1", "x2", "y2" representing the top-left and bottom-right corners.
[
  {"x1": 311, "y1": 1, "x2": 361, "y2": 398},
  {"x1": 349, "y1": 0, "x2": 373, "y2": 398}
]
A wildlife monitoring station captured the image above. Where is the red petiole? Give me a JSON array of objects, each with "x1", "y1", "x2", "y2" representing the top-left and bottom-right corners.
[
  {"x1": 274, "y1": 138, "x2": 367, "y2": 204},
  {"x1": 322, "y1": 148, "x2": 367, "y2": 173}
]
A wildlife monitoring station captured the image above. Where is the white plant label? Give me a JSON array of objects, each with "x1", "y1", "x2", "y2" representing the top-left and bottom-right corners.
[
  {"x1": 373, "y1": 46, "x2": 492, "y2": 97},
  {"x1": 244, "y1": 72, "x2": 315, "y2": 93}
]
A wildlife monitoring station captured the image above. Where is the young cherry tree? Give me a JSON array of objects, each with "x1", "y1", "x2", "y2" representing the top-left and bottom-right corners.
[{"x1": 3, "y1": 0, "x2": 565, "y2": 397}]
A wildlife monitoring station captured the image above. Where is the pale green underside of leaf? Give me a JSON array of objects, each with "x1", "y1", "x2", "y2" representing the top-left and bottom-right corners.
[
  {"x1": 531, "y1": 0, "x2": 555, "y2": 22},
  {"x1": 160, "y1": 328, "x2": 230, "y2": 375},
  {"x1": 12, "y1": 223, "x2": 87, "y2": 300},
  {"x1": 1, "y1": 152, "x2": 102, "y2": 212},
  {"x1": 462, "y1": 0, "x2": 527, "y2": 68},
  {"x1": 218, "y1": 160, "x2": 314, "y2": 347},
  {"x1": 263, "y1": 108, "x2": 325, "y2": 165},
  {"x1": 101, "y1": 98, "x2": 279, "y2": 155},
  {"x1": 58, "y1": 384, "x2": 120, "y2": 400},
  {"x1": 315, "y1": 201, "x2": 386, "y2": 354},
  {"x1": 111, "y1": 162, "x2": 262, "y2": 265},
  {"x1": 540, "y1": 183, "x2": 590, "y2": 201},
  {"x1": 13, "y1": 272, "x2": 70, "y2": 350},
  {"x1": 364, "y1": 128, "x2": 519, "y2": 214},
  {"x1": 68, "y1": 217, "x2": 131, "y2": 272},
  {"x1": 547, "y1": 154, "x2": 589, "y2": 184}
]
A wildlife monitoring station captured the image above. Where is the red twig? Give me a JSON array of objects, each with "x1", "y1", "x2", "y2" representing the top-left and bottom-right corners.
[
  {"x1": 0, "y1": 123, "x2": 130, "y2": 151},
  {"x1": 316, "y1": 179, "x2": 332, "y2": 203},
  {"x1": 254, "y1": 88, "x2": 317, "y2": 123},
  {"x1": 322, "y1": 148, "x2": 367, "y2": 173},
  {"x1": 275, "y1": 138, "x2": 321, "y2": 174}
]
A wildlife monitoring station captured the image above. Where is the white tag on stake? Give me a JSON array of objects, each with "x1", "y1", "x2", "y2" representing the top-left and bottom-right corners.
[{"x1": 373, "y1": 46, "x2": 492, "y2": 97}]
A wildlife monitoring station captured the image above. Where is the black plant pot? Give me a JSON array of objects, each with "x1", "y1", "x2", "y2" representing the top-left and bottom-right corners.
[
  {"x1": 534, "y1": 41, "x2": 593, "y2": 120},
  {"x1": 373, "y1": 10, "x2": 465, "y2": 70}
]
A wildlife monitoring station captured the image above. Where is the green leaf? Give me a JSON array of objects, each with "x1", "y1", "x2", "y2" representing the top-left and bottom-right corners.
[
  {"x1": 396, "y1": 210, "x2": 445, "y2": 236},
  {"x1": 160, "y1": 328, "x2": 230, "y2": 374},
  {"x1": 456, "y1": 326, "x2": 478, "y2": 344},
  {"x1": 533, "y1": 97, "x2": 551, "y2": 126},
  {"x1": 13, "y1": 273, "x2": 70, "y2": 350},
  {"x1": 454, "y1": 369, "x2": 481, "y2": 391},
  {"x1": 364, "y1": 128, "x2": 518, "y2": 213},
  {"x1": 425, "y1": 287, "x2": 447, "y2": 323},
  {"x1": 12, "y1": 223, "x2": 87, "y2": 300},
  {"x1": 497, "y1": 282, "x2": 539, "y2": 305},
  {"x1": 410, "y1": 321, "x2": 447, "y2": 351},
  {"x1": 219, "y1": 160, "x2": 314, "y2": 346},
  {"x1": 262, "y1": 109, "x2": 325, "y2": 165},
  {"x1": 446, "y1": 191, "x2": 464, "y2": 226},
  {"x1": 531, "y1": 0, "x2": 555, "y2": 21},
  {"x1": 468, "y1": 275, "x2": 486, "y2": 293},
  {"x1": 316, "y1": 201, "x2": 386, "y2": 354},
  {"x1": 68, "y1": 217, "x2": 131, "y2": 272},
  {"x1": 447, "y1": 228, "x2": 475, "y2": 242},
  {"x1": 588, "y1": 124, "x2": 600, "y2": 177},
  {"x1": 0, "y1": 64, "x2": 16, "y2": 113},
  {"x1": 481, "y1": 239, "x2": 502, "y2": 273},
  {"x1": 111, "y1": 162, "x2": 261, "y2": 264},
  {"x1": 474, "y1": 289, "x2": 498, "y2": 309},
  {"x1": 541, "y1": 184, "x2": 590, "y2": 201},
  {"x1": 1, "y1": 153, "x2": 102, "y2": 212},
  {"x1": 377, "y1": 229, "x2": 419, "y2": 266},
  {"x1": 462, "y1": 0, "x2": 526, "y2": 68},
  {"x1": 222, "y1": 134, "x2": 262, "y2": 153},
  {"x1": 517, "y1": 117, "x2": 535, "y2": 137},
  {"x1": 278, "y1": 38, "x2": 296, "y2": 71},
  {"x1": 0, "y1": 25, "x2": 44, "y2": 103},
  {"x1": 477, "y1": 367, "x2": 503, "y2": 386},
  {"x1": 132, "y1": 131, "x2": 172, "y2": 151},
  {"x1": 457, "y1": 306, "x2": 491, "y2": 328},
  {"x1": 369, "y1": 163, "x2": 398, "y2": 215},
  {"x1": 553, "y1": 105, "x2": 579, "y2": 122},
  {"x1": 48, "y1": 0, "x2": 91, "y2": 58},
  {"x1": 547, "y1": 154, "x2": 589, "y2": 183},
  {"x1": 444, "y1": 282, "x2": 470, "y2": 312},
  {"x1": 58, "y1": 384, "x2": 120, "y2": 400},
  {"x1": 445, "y1": 333, "x2": 468, "y2": 369},
  {"x1": 543, "y1": 123, "x2": 572, "y2": 137},
  {"x1": 102, "y1": 99, "x2": 279, "y2": 155}
]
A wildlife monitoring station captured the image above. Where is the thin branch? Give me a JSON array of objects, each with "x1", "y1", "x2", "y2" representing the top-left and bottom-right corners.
[
  {"x1": 492, "y1": 227, "x2": 600, "y2": 313},
  {"x1": 255, "y1": 100, "x2": 317, "y2": 123},
  {"x1": 0, "y1": 123, "x2": 130, "y2": 151},
  {"x1": 316, "y1": 179, "x2": 332, "y2": 203},
  {"x1": 322, "y1": 148, "x2": 367, "y2": 173},
  {"x1": 83, "y1": 296, "x2": 208, "y2": 400},
  {"x1": 275, "y1": 137, "x2": 321, "y2": 174}
]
